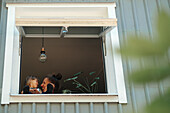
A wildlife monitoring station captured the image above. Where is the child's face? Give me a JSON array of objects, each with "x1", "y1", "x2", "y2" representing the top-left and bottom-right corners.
[{"x1": 29, "y1": 79, "x2": 38, "y2": 88}]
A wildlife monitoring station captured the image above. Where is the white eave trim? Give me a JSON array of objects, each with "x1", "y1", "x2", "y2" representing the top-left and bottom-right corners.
[{"x1": 6, "y1": 3, "x2": 116, "y2": 8}]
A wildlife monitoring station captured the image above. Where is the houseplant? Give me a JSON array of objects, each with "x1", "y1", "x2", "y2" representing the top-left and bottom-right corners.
[{"x1": 63, "y1": 71, "x2": 101, "y2": 93}]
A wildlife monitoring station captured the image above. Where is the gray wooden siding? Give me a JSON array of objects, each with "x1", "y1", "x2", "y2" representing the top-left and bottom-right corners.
[{"x1": 0, "y1": 0, "x2": 170, "y2": 113}]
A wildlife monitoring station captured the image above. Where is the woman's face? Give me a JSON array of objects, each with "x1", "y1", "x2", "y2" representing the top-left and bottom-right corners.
[{"x1": 41, "y1": 78, "x2": 51, "y2": 92}]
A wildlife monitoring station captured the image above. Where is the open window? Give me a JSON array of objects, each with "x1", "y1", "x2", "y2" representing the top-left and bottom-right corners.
[
  {"x1": 20, "y1": 26, "x2": 107, "y2": 94},
  {"x1": 1, "y1": 3, "x2": 127, "y2": 104}
]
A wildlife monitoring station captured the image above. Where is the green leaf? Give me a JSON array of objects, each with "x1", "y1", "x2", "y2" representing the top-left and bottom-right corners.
[
  {"x1": 119, "y1": 36, "x2": 164, "y2": 58},
  {"x1": 95, "y1": 77, "x2": 100, "y2": 80},
  {"x1": 76, "y1": 84, "x2": 82, "y2": 88},
  {"x1": 129, "y1": 65, "x2": 170, "y2": 83},
  {"x1": 89, "y1": 72, "x2": 95, "y2": 76},
  {"x1": 72, "y1": 82, "x2": 76, "y2": 84},
  {"x1": 64, "y1": 78, "x2": 72, "y2": 82},
  {"x1": 73, "y1": 72, "x2": 82, "y2": 76},
  {"x1": 146, "y1": 89, "x2": 170, "y2": 113},
  {"x1": 71, "y1": 76, "x2": 78, "y2": 80},
  {"x1": 64, "y1": 76, "x2": 78, "y2": 82},
  {"x1": 157, "y1": 10, "x2": 170, "y2": 51},
  {"x1": 91, "y1": 81, "x2": 97, "y2": 86},
  {"x1": 62, "y1": 89, "x2": 71, "y2": 94}
]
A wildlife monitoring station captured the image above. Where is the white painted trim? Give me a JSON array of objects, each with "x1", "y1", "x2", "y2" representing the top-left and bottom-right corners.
[
  {"x1": 104, "y1": 32, "x2": 117, "y2": 94},
  {"x1": 11, "y1": 93, "x2": 118, "y2": 96},
  {"x1": 6, "y1": 3, "x2": 116, "y2": 8},
  {"x1": 1, "y1": 6, "x2": 16, "y2": 104},
  {"x1": 104, "y1": 5, "x2": 119, "y2": 97},
  {"x1": 10, "y1": 94, "x2": 118, "y2": 103},
  {"x1": 25, "y1": 34, "x2": 99, "y2": 38},
  {"x1": 15, "y1": 18, "x2": 117, "y2": 27},
  {"x1": 10, "y1": 27, "x2": 21, "y2": 94},
  {"x1": 108, "y1": 6, "x2": 127, "y2": 103}
]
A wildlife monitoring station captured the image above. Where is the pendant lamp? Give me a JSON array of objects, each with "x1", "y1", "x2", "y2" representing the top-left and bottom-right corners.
[{"x1": 39, "y1": 27, "x2": 47, "y2": 63}]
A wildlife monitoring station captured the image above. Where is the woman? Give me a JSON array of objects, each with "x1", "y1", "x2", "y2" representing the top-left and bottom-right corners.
[{"x1": 41, "y1": 73, "x2": 62, "y2": 94}]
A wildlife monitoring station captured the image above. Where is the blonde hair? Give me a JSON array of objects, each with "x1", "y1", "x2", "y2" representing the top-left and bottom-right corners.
[{"x1": 25, "y1": 75, "x2": 38, "y2": 86}]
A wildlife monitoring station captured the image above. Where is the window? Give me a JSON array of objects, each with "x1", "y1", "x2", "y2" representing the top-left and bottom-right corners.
[
  {"x1": 1, "y1": 3, "x2": 127, "y2": 104},
  {"x1": 20, "y1": 27, "x2": 107, "y2": 94}
]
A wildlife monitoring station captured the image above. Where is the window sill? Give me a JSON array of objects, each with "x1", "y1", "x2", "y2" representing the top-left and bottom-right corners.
[{"x1": 10, "y1": 94, "x2": 118, "y2": 103}]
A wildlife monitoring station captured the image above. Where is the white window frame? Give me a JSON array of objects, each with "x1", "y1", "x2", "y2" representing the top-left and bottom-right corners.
[{"x1": 1, "y1": 3, "x2": 127, "y2": 104}]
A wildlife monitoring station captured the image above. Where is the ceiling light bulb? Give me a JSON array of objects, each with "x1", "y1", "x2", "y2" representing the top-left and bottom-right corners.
[{"x1": 39, "y1": 47, "x2": 47, "y2": 63}]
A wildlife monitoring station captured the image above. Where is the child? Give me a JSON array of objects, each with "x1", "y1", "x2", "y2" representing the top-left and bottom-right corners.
[{"x1": 21, "y1": 75, "x2": 42, "y2": 94}]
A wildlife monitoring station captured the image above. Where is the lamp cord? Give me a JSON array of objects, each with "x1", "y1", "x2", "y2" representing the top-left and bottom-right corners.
[
  {"x1": 42, "y1": 27, "x2": 44, "y2": 47},
  {"x1": 42, "y1": 38, "x2": 44, "y2": 47}
]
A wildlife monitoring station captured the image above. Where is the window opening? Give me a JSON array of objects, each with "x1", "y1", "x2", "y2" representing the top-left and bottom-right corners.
[{"x1": 20, "y1": 27, "x2": 107, "y2": 94}]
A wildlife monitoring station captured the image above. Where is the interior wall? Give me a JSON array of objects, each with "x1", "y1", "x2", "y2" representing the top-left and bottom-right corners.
[{"x1": 20, "y1": 37, "x2": 106, "y2": 93}]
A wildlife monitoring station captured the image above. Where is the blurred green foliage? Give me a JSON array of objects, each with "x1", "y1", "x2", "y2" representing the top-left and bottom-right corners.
[{"x1": 118, "y1": 10, "x2": 170, "y2": 113}]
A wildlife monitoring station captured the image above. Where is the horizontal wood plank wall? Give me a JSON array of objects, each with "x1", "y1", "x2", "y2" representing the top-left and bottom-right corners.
[{"x1": 0, "y1": 0, "x2": 170, "y2": 113}]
